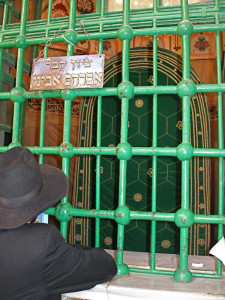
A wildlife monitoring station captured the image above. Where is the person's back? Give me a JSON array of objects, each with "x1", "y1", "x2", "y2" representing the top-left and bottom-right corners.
[
  {"x1": 0, "y1": 147, "x2": 117, "y2": 299},
  {"x1": 0, "y1": 223, "x2": 117, "y2": 300},
  {"x1": 1, "y1": 224, "x2": 49, "y2": 299}
]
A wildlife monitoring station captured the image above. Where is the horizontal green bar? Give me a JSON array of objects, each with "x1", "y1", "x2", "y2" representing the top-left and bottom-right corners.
[
  {"x1": 2, "y1": 51, "x2": 31, "y2": 75},
  {"x1": 47, "y1": 207, "x2": 115, "y2": 219},
  {"x1": 27, "y1": 146, "x2": 59, "y2": 154},
  {"x1": 1, "y1": 71, "x2": 27, "y2": 89},
  {"x1": 46, "y1": 208, "x2": 174, "y2": 222},
  {"x1": 0, "y1": 86, "x2": 177, "y2": 101},
  {"x1": 69, "y1": 147, "x2": 177, "y2": 157},
  {"x1": 196, "y1": 84, "x2": 225, "y2": 93},
  {"x1": 1, "y1": 146, "x2": 225, "y2": 159},
  {"x1": 3, "y1": 22, "x2": 225, "y2": 48},
  {"x1": 130, "y1": 211, "x2": 175, "y2": 222},
  {"x1": 46, "y1": 207, "x2": 175, "y2": 222},
  {"x1": 25, "y1": 32, "x2": 118, "y2": 47},
  {"x1": 0, "y1": 86, "x2": 177, "y2": 100},
  {"x1": 2, "y1": 71, "x2": 16, "y2": 86},
  {"x1": 1, "y1": 83, "x2": 225, "y2": 102},
  {"x1": 0, "y1": 3, "x2": 225, "y2": 45},
  {"x1": 0, "y1": 146, "x2": 177, "y2": 155},
  {"x1": 130, "y1": 268, "x2": 222, "y2": 279},
  {"x1": 194, "y1": 24, "x2": 225, "y2": 33},
  {"x1": 0, "y1": 92, "x2": 11, "y2": 99},
  {"x1": 135, "y1": 86, "x2": 177, "y2": 95},
  {"x1": 0, "y1": 40, "x2": 15, "y2": 48},
  {"x1": 129, "y1": 268, "x2": 174, "y2": 276},
  {"x1": 192, "y1": 273, "x2": 222, "y2": 279},
  {"x1": 0, "y1": 146, "x2": 177, "y2": 156},
  {"x1": 193, "y1": 149, "x2": 225, "y2": 157},
  {"x1": 27, "y1": 83, "x2": 225, "y2": 98},
  {"x1": 46, "y1": 206, "x2": 225, "y2": 225},
  {"x1": 194, "y1": 214, "x2": 225, "y2": 224},
  {"x1": 0, "y1": 124, "x2": 11, "y2": 132},
  {"x1": 20, "y1": 15, "x2": 222, "y2": 38},
  {"x1": 70, "y1": 147, "x2": 117, "y2": 155},
  {"x1": 0, "y1": 146, "x2": 60, "y2": 155},
  {"x1": 132, "y1": 148, "x2": 177, "y2": 156},
  {"x1": 25, "y1": 88, "x2": 117, "y2": 99},
  {"x1": 134, "y1": 27, "x2": 177, "y2": 36}
]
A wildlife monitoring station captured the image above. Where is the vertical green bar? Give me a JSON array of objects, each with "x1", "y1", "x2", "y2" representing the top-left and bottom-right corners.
[
  {"x1": 8, "y1": 0, "x2": 13, "y2": 24},
  {"x1": 150, "y1": 1, "x2": 158, "y2": 269},
  {"x1": 33, "y1": 0, "x2": 44, "y2": 58},
  {"x1": 214, "y1": 0, "x2": 219, "y2": 10},
  {"x1": 19, "y1": 102, "x2": 26, "y2": 145},
  {"x1": 215, "y1": 12, "x2": 223, "y2": 277},
  {"x1": 6, "y1": 0, "x2": 13, "y2": 57},
  {"x1": 19, "y1": 0, "x2": 30, "y2": 145},
  {"x1": 12, "y1": 0, "x2": 28, "y2": 144},
  {"x1": 60, "y1": 0, "x2": 76, "y2": 239},
  {"x1": 39, "y1": 0, "x2": 53, "y2": 164},
  {"x1": 95, "y1": 0, "x2": 105, "y2": 247},
  {"x1": 96, "y1": 0, "x2": 101, "y2": 14},
  {"x1": 174, "y1": 0, "x2": 192, "y2": 282},
  {"x1": 39, "y1": 97, "x2": 46, "y2": 164},
  {"x1": 0, "y1": 0, "x2": 9, "y2": 92},
  {"x1": 2, "y1": 1, "x2": 9, "y2": 29},
  {"x1": 116, "y1": 0, "x2": 130, "y2": 275}
]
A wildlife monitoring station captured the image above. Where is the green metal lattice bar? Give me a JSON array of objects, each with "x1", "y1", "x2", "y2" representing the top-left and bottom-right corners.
[
  {"x1": 38, "y1": 0, "x2": 53, "y2": 165},
  {"x1": 150, "y1": 0, "x2": 158, "y2": 272},
  {"x1": 3, "y1": 145, "x2": 225, "y2": 158},
  {"x1": 59, "y1": 0, "x2": 74, "y2": 238},
  {"x1": 1, "y1": 0, "x2": 225, "y2": 282},
  {"x1": 215, "y1": 2, "x2": 224, "y2": 277},
  {"x1": 95, "y1": 0, "x2": 105, "y2": 248},
  {"x1": 3, "y1": 83, "x2": 225, "y2": 100}
]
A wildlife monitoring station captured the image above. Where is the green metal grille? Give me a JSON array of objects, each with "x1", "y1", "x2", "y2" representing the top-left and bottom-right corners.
[{"x1": 1, "y1": 0, "x2": 225, "y2": 282}]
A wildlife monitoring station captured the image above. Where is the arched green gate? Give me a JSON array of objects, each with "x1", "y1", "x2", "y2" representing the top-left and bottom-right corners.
[{"x1": 70, "y1": 47, "x2": 211, "y2": 256}]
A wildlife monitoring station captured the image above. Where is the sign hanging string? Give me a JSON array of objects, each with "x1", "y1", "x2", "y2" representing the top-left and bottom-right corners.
[
  {"x1": 37, "y1": 20, "x2": 99, "y2": 60},
  {"x1": 76, "y1": 19, "x2": 99, "y2": 54},
  {"x1": 37, "y1": 24, "x2": 66, "y2": 60}
]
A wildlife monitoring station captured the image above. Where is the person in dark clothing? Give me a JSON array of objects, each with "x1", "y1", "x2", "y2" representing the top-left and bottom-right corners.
[{"x1": 0, "y1": 147, "x2": 117, "y2": 300}]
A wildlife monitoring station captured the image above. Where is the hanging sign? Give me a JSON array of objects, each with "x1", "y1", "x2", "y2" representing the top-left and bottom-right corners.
[{"x1": 30, "y1": 54, "x2": 105, "y2": 91}]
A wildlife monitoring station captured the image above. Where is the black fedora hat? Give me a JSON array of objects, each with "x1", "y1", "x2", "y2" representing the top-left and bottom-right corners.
[{"x1": 0, "y1": 147, "x2": 68, "y2": 229}]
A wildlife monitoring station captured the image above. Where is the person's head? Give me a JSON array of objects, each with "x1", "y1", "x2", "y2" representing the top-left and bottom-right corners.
[{"x1": 0, "y1": 147, "x2": 68, "y2": 229}]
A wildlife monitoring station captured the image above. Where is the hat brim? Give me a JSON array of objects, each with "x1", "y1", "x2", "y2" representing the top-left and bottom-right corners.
[{"x1": 0, "y1": 165, "x2": 68, "y2": 229}]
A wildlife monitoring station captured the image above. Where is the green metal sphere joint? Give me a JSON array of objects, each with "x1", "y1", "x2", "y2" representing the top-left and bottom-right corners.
[
  {"x1": 176, "y1": 143, "x2": 194, "y2": 161},
  {"x1": 59, "y1": 142, "x2": 74, "y2": 158},
  {"x1": 55, "y1": 202, "x2": 73, "y2": 222},
  {"x1": 117, "y1": 263, "x2": 129, "y2": 275},
  {"x1": 10, "y1": 87, "x2": 26, "y2": 103},
  {"x1": 175, "y1": 208, "x2": 194, "y2": 228},
  {"x1": 114, "y1": 206, "x2": 131, "y2": 225},
  {"x1": 63, "y1": 29, "x2": 78, "y2": 46},
  {"x1": 177, "y1": 80, "x2": 196, "y2": 98},
  {"x1": 177, "y1": 20, "x2": 193, "y2": 37},
  {"x1": 118, "y1": 25, "x2": 134, "y2": 41},
  {"x1": 174, "y1": 268, "x2": 192, "y2": 282},
  {"x1": 60, "y1": 89, "x2": 78, "y2": 101},
  {"x1": 116, "y1": 143, "x2": 132, "y2": 160},
  {"x1": 16, "y1": 34, "x2": 28, "y2": 49},
  {"x1": 117, "y1": 81, "x2": 135, "y2": 99}
]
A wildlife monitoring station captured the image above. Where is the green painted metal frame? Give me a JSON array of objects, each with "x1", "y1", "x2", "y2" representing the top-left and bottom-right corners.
[
  {"x1": 0, "y1": 0, "x2": 225, "y2": 282},
  {"x1": 0, "y1": 0, "x2": 28, "y2": 145}
]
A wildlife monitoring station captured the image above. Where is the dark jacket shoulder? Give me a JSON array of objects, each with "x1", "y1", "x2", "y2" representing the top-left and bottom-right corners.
[{"x1": 0, "y1": 223, "x2": 117, "y2": 300}]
